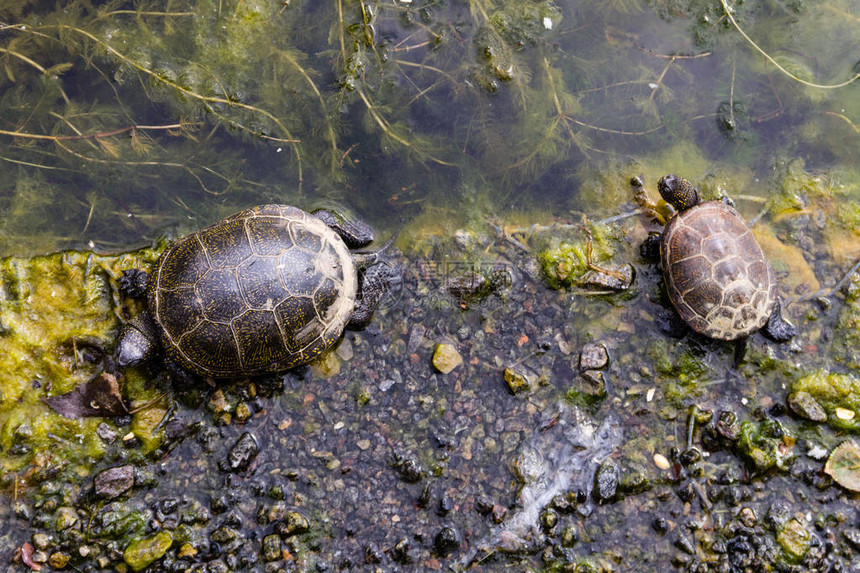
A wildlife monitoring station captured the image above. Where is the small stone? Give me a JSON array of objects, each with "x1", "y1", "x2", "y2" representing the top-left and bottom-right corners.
[
  {"x1": 123, "y1": 531, "x2": 172, "y2": 571},
  {"x1": 177, "y1": 542, "x2": 197, "y2": 559},
  {"x1": 208, "y1": 389, "x2": 229, "y2": 413},
  {"x1": 32, "y1": 533, "x2": 50, "y2": 551},
  {"x1": 434, "y1": 526, "x2": 460, "y2": 557},
  {"x1": 356, "y1": 439, "x2": 371, "y2": 450},
  {"x1": 654, "y1": 453, "x2": 672, "y2": 470},
  {"x1": 776, "y1": 518, "x2": 811, "y2": 560},
  {"x1": 96, "y1": 422, "x2": 118, "y2": 444},
  {"x1": 492, "y1": 504, "x2": 507, "y2": 523},
  {"x1": 275, "y1": 511, "x2": 310, "y2": 538},
  {"x1": 55, "y1": 507, "x2": 79, "y2": 531},
  {"x1": 561, "y1": 525, "x2": 579, "y2": 547},
  {"x1": 540, "y1": 508, "x2": 558, "y2": 532},
  {"x1": 94, "y1": 465, "x2": 135, "y2": 499},
  {"x1": 210, "y1": 526, "x2": 237, "y2": 544},
  {"x1": 503, "y1": 368, "x2": 529, "y2": 394},
  {"x1": 221, "y1": 432, "x2": 258, "y2": 473},
  {"x1": 579, "y1": 370, "x2": 606, "y2": 396},
  {"x1": 738, "y1": 506, "x2": 757, "y2": 528},
  {"x1": 579, "y1": 342, "x2": 609, "y2": 370},
  {"x1": 842, "y1": 528, "x2": 860, "y2": 551},
  {"x1": 395, "y1": 457, "x2": 424, "y2": 483},
  {"x1": 234, "y1": 402, "x2": 251, "y2": 423},
  {"x1": 48, "y1": 552, "x2": 70, "y2": 569},
  {"x1": 262, "y1": 534, "x2": 282, "y2": 562},
  {"x1": 593, "y1": 459, "x2": 619, "y2": 503},
  {"x1": 836, "y1": 407, "x2": 856, "y2": 421},
  {"x1": 432, "y1": 343, "x2": 463, "y2": 374},
  {"x1": 787, "y1": 392, "x2": 827, "y2": 422}
]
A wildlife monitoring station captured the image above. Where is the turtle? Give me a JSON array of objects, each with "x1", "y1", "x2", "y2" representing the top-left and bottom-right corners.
[
  {"x1": 115, "y1": 204, "x2": 396, "y2": 379},
  {"x1": 639, "y1": 174, "x2": 796, "y2": 343}
]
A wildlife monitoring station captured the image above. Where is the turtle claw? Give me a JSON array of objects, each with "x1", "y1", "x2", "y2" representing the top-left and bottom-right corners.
[{"x1": 762, "y1": 299, "x2": 797, "y2": 343}]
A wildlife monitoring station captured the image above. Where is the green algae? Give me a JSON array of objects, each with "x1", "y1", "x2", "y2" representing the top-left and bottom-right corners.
[
  {"x1": 0, "y1": 247, "x2": 164, "y2": 481},
  {"x1": 736, "y1": 418, "x2": 796, "y2": 474},
  {"x1": 792, "y1": 370, "x2": 860, "y2": 432},
  {"x1": 537, "y1": 224, "x2": 618, "y2": 290}
]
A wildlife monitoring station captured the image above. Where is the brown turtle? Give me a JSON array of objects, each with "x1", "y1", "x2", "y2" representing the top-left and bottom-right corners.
[
  {"x1": 641, "y1": 175, "x2": 795, "y2": 342},
  {"x1": 115, "y1": 205, "x2": 396, "y2": 379}
]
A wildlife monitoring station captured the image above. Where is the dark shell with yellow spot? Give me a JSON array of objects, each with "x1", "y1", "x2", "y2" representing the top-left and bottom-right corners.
[
  {"x1": 148, "y1": 205, "x2": 357, "y2": 377},
  {"x1": 660, "y1": 201, "x2": 777, "y2": 341}
]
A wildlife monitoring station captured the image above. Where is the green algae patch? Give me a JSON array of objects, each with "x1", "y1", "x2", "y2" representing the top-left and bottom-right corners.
[
  {"x1": 0, "y1": 247, "x2": 162, "y2": 479},
  {"x1": 792, "y1": 369, "x2": 860, "y2": 432},
  {"x1": 123, "y1": 530, "x2": 173, "y2": 571},
  {"x1": 537, "y1": 224, "x2": 618, "y2": 289},
  {"x1": 735, "y1": 419, "x2": 796, "y2": 475}
]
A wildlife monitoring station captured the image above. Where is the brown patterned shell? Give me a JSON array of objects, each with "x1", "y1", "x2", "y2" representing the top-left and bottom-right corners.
[
  {"x1": 147, "y1": 205, "x2": 357, "y2": 377},
  {"x1": 660, "y1": 201, "x2": 777, "y2": 340}
]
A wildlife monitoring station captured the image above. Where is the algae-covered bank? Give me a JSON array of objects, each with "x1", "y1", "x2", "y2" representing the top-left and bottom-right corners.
[{"x1": 1, "y1": 0, "x2": 859, "y2": 571}]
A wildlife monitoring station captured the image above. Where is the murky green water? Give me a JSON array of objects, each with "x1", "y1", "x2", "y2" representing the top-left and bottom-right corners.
[{"x1": 1, "y1": 0, "x2": 859, "y2": 571}]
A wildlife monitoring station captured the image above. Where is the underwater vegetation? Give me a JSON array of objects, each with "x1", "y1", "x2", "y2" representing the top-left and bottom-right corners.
[{"x1": 0, "y1": 0, "x2": 857, "y2": 256}]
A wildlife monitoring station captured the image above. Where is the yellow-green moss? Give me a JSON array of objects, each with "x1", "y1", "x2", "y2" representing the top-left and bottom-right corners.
[{"x1": 0, "y1": 247, "x2": 163, "y2": 478}]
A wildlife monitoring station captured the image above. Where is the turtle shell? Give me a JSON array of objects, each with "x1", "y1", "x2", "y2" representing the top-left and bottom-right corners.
[
  {"x1": 147, "y1": 205, "x2": 357, "y2": 377},
  {"x1": 660, "y1": 201, "x2": 777, "y2": 340}
]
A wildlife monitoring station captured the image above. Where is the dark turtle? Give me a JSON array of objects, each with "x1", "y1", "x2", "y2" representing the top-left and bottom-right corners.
[
  {"x1": 641, "y1": 175, "x2": 796, "y2": 342},
  {"x1": 115, "y1": 205, "x2": 395, "y2": 378}
]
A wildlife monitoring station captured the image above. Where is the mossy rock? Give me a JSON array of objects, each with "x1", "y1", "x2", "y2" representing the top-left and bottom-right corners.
[
  {"x1": 123, "y1": 531, "x2": 173, "y2": 571},
  {"x1": 792, "y1": 369, "x2": 860, "y2": 432},
  {"x1": 0, "y1": 247, "x2": 164, "y2": 479}
]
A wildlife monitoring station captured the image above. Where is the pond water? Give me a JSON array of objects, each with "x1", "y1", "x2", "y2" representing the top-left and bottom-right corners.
[{"x1": 0, "y1": 0, "x2": 859, "y2": 571}]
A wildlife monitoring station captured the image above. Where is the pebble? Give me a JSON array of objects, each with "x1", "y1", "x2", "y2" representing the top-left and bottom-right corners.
[
  {"x1": 94, "y1": 465, "x2": 135, "y2": 499},
  {"x1": 579, "y1": 370, "x2": 606, "y2": 396},
  {"x1": 275, "y1": 511, "x2": 310, "y2": 537},
  {"x1": 434, "y1": 526, "x2": 460, "y2": 557},
  {"x1": 579, "y1": 342, "x2": 609, "y2": 370},
  {"x1": 654, "y1": 453, "x2": 672, "y2": 470},
  {"x1": 503, "y1": 367, "x2": 529, "y2": 394},
  {"x1": 432, "y1": 343, "x2": 463, "y2": 374},
  {"x1": 122, "y1": 531, "x2": 172, "y2": 571},
  {"x1": 32, "y1": 533, "x2": 50, "y2": 551},
  {"x1": 836, "y1": 407, "x2": 855, "y2": 421},
  {"x1": 262, "y1": 534, "x2": 282, "y2": 562},
  {"x1": 221, "y1": 432, "x2": 259, "y2": 473},
  {"x1": 593, "y1": 459, "x2": 619, "y2": 503},
  {"x1": 48, "y1": 552, "x2": 70, "y2": 569},
  {"x1": 787, "y1": 392, "x2": 827, "y2": 422}
]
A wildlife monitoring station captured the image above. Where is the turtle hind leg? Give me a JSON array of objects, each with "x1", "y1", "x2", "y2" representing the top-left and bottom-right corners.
[
  {"x1": 347, "y1": 262, "x2": 401, "y2": 330},
  {"x1": 116, "y1": 311, "x2": 160, "y2": 368},
  {"x1": 639, "y1": 232, "x2": 662, "y2": 261},
  {"x1": 762, "y1": 299, "x2": 797, "y2": 343}
]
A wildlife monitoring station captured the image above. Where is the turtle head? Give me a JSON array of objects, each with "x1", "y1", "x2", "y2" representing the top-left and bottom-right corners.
[{"x1": 658, "y1": 175, "x2": 700, "y2": 212}]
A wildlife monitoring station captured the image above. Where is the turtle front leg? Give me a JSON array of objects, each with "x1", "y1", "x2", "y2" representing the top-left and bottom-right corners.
[
  {"x1": 118, "y1": 269, "x2": 150, "y2": 299},
  {"x1": 762, "y1": 298, "x2": 797, "y2": 342},
  {"x1": 116, "y1": 311, "x2": 160, "y2": 368},
  {"x1": 347, "y1": 262, "x2": 400, "y2": 330}
]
